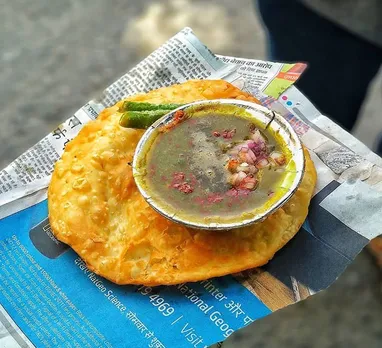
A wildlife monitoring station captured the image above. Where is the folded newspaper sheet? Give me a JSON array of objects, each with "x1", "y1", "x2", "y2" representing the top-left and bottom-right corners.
[{"x1": 0, "y1": 28, "x2": 381, "y2": 348}]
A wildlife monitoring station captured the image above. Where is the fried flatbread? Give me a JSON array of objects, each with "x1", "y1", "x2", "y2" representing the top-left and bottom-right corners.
[{"x1": 48, "y1": 80, "x2": 317, "y2": 286}]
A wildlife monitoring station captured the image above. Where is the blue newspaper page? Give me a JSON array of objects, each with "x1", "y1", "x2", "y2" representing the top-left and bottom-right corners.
[{"x1": 0, "y1": 199, "x2": 270, "y2": 347}]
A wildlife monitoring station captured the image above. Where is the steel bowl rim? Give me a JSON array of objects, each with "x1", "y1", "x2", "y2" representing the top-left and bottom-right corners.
[{"x1": 132, "y1": 99, "x2": 305, "y2": 231}]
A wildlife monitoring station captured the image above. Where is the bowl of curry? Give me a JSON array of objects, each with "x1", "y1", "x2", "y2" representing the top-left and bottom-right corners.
[{"x1": 133, "y1": 99, "x2": 305, "y2": 230}]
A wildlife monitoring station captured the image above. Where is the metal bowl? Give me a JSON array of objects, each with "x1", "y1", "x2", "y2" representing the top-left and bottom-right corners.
[{"x1": 133, "y1": 99, "x2": 305, "y2": 230}]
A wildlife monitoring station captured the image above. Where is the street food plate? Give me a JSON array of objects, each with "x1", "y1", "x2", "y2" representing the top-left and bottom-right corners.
[{"x1": 48, "y1": 80, "x2": 317, "y2": 286}]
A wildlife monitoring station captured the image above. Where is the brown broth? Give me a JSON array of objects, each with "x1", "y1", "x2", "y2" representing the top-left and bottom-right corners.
[{"x1": 142, "y1": 113, "x2": 289, "y2": 221}]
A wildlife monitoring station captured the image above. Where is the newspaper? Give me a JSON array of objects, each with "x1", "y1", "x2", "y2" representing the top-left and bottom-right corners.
[{"x1": 0, "y1": 27, "x2": 381, "y2": 348}]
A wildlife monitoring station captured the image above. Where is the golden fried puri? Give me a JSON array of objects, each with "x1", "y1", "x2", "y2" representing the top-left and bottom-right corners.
[{"x1": 48, "y1": 80, "x2": 317, "y2": 286}]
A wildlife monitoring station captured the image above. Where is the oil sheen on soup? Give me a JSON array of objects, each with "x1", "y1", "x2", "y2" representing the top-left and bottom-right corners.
[{"x1": 141, "y1": 108, "x2": 291, "y2": 224}]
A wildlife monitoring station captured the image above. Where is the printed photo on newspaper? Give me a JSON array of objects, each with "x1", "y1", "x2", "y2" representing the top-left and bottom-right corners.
[{"x1": 0, "y1": 28, "x2": 381, "y2": 348}]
